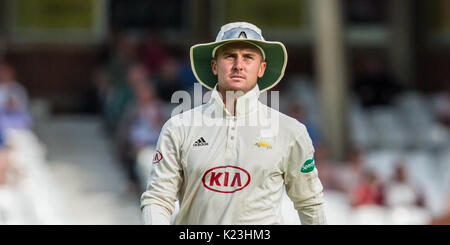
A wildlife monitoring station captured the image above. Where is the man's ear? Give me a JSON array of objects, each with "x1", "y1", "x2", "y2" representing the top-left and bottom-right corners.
[
  {"x1": 258, "y1": 61, "x2": 267, "y2": 78},
  {"x1": 211, "y1": 59, "x2": 218, "y2": 75}
]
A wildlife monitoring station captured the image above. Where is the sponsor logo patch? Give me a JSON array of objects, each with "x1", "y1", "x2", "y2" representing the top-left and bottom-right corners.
[
  {"x1": 301, "y1": 157, "x2": 315, "y2": 173},
  {"x1": 202, "y1": 166, "x2": 251, "y2": 193},
  {"x1": 153, "y1": 150, "x2": 163, "y2": 164},
  {"x1": 254, "y1": 141, "x2": 272, "y2": 150},
  {"x1": 193, "y1": 137, "x2": 208, "y2": 147}
]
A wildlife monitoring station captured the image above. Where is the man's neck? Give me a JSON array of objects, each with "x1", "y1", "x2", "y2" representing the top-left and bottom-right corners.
[
  {"x1": 217, "y1": 85, "x2": 248, "y2": 116},
  {"x1": 217, "y1": 84, "x2": 258, "y2": 116},
  {"x1": 217, "y1": 87, "x2": 237, "y2": 116}
]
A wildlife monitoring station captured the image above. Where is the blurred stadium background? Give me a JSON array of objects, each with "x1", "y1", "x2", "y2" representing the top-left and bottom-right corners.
[{"x1": 0, "y1": 0, "x2": 449, "y2": 225}]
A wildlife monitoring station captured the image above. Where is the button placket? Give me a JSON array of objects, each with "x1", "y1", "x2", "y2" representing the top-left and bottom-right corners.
[
  {"x1": 225, "y1": 118, "x2": 233, "y2": 151},
  {"x1": 228, "y1": 118, "x2": 237, "y2": 149}
]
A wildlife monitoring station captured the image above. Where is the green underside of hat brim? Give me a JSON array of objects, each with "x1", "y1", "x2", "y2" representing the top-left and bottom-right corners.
[{"x1": 190, "y1": 39, "x2": 287, "y2": 92}]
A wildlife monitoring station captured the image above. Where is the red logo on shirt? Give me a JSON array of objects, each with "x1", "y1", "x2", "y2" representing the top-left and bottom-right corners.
[
  {"x1": 153, "y1": 150, "x2": 163, "y2": 164},
  {"x1": 202, "y1": 166, "x2": 251, "y2": 193}
]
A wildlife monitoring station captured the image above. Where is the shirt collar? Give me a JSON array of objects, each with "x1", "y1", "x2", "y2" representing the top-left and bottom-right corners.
[{"x1": 210, "y1": 84, "x2": 260, "y2": 118}]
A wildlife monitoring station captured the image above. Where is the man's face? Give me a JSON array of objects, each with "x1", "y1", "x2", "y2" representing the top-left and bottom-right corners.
[{"x1": 211, "y1": 42, "x2": 266, "y2": 93}]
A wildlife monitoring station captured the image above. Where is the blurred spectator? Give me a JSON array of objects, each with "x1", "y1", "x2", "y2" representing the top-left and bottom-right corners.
[
  {"x1": 154, "y1": 56, "x2": 185, "y2": 102},
  {"x1": 126, "y1": 63, "x2": 151, "y2": 89},
  {"x1": 286, "y1": 102, "x2": 321, "y2": 146},
  {"x1": 116, "y1": 64, "x2": 165, "y2": 183},
  {"x1": 102, "y1": 33, "x2": 139, "y2": 133},
  {"x1": 141, "y1": 31, "x2": 170, "y2": 74},
  {"x1": 108, "y1": 32, "x2": 140, "y2": 87},
  {"x1": 93, "y1": 66, "x2": 111, "y2": 118},
  {"x1": 177, "y1": 58, "x2": 197, "y2": 92},
  {"x1": 337, "y1": 148, "x2": 366, "y2": 194},
  {"x1": 315, "y1": 145, "x2": 342, "y2": 191},
  {"x1": 350, "y1": 170, "x2": 384, "y2": 207},
  {"x1": 102, "y1": 78, "x2": 133, "y2": 133},
  {"x1": 0, "y1": 148, "x2": 21, "y2": 187},
  {"x1": 385, "y1": 163, "x2": 425, "y2": 208},
  {"x1": 0, "y1": 93, "x2": 33, "y2": 142},
  {"x1": 0, "y1": 62, "x2": 32, "y2": 143},
  {"x1": 352, "y1": 56, "x2": 401, "y2": 108},
  {"x1": 126, "y1": 64, "x2": 165, "y2": 152},
  {"x1": 0, "y1": 62, "x2": 29, "y2": 110},
  {"x1": 128, "y1": 83, "x2": 164, "y2": 152},
  {"x1": 0, "y1": 62, "x2": 30, "y2": 195}
]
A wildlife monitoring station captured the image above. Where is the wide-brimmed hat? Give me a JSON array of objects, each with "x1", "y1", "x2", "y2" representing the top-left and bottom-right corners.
[{"x1": 190, "y1": 22, "x2": 287, "y2": 92}]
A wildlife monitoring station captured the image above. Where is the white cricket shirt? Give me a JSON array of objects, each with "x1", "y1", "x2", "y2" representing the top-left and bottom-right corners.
[{"x1": 140, "y1": 85, "x2": 326, "y2": 225}]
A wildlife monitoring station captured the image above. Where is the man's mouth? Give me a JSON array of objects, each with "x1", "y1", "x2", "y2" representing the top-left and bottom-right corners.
[{"x1": 230, "y1": 75, "x2": 245, "y2": 80}]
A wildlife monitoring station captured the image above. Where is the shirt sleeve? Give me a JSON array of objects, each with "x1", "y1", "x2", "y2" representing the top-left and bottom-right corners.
[
  {"x1": 140, "y1": 119, "x2": 183, "y2": 224},
  {"x1": 142, "y1": 204, "x2": 171, "y2": 225},
  {"x1": 283, "y1": 124, "x2": 327, "y2": 225}
]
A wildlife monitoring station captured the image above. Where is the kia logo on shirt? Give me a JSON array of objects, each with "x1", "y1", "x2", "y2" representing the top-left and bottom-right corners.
[{"x1": 202, "y1": 166, "x2": 251, "y2": 193}]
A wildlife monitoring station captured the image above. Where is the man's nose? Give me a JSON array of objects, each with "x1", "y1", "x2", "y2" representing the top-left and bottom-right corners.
[{"x1": 233, "y1": 56, "x2": 244, "y2": 71}]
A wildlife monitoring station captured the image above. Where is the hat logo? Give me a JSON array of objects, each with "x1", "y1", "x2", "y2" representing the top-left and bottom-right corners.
[{"x1": 238, "y1": 31, "x2": 247, "y2": 39}]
